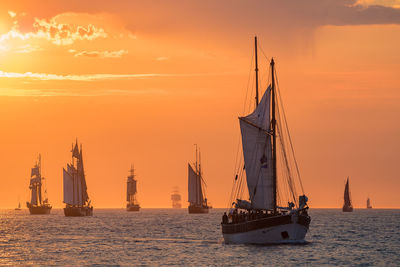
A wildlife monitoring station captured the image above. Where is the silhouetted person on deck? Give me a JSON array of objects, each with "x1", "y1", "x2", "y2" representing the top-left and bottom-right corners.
[{"x1": 222, "y1": 212, "x2": 228, "y2": 224}]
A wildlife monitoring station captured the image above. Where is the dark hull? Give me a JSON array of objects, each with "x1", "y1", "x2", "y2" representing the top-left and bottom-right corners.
[
  {"x1": 126, "y1": 204, "x2": 140, "y2": 212},
  {"x1": 29, "y1": 205, "x2": 51, "y2": 215},
  {"x1": 188, "y1": 205, "x2": 209, "y2": 214},
  {"x1": 64, "y1": 206, "x2": 93, "y2": 217},
  {"x1": 342, "y1": 206, "x2": 353, "y2": 212},
  {"x1": 222, "y1": 213, "x2": 311, "y2": 235}
]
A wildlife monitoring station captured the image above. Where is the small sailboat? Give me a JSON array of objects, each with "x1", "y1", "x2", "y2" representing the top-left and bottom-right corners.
[
  {"x1": 188, "y1": 145, "x2": 210, "y2": 213},
  {"x1": 63, "y1": 140, "x2": 93, "y2": 216},
  {"x1": 342, "y1": 177, "x2": 353, "y2": 212},
  {"x1": 26, "y1": 154, "x2": 52, "y2": 214},
  {"x1": 221, "y1": 37, "x2": 310, "y2": 244},
  {"x1": 15, "y1": 201, "x2": 22, "y2": 211},
  {"x1": 366, "y1": 197, "x2": 372, "y2": 209},
  {"x1": 126, "y1": 165, "x2": 140, "y2": 211},
  {"x1": 171, "y1": 187, "x2": 182, "y2": 209}
]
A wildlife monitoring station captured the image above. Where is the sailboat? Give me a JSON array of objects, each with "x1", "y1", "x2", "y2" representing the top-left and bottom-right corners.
[
  {"x1": 26, "y1": 154, "x2": 52, "y2": 214},
  {"x1": 221, "y1": 37, "x2": 311, "y2": 244},
  {"x1": 188, "y1": 145, "x2": 210, "y2": 213},
  {"x1": 63, "y1": 140, "x2": 93, "y2": 216},
  {"x1": 366, "y1": 197, "x2": 372, "y2": 209},
  {"x1": 171, "y1": 187, "x2": 182, "y2": 209},
  {"x1": 126, "y1": 165, "x2": 140, "y2": 211},
  {"x1": 342, "y1": 177, "x2": 353, "y2": 212},
  {"x1": 15, "y1": 201, "x2": 22, "y2": 211}
]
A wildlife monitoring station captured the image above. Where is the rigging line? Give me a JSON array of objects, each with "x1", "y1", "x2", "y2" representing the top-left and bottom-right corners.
[
  {"x1": 229, "y1": 46, "x2": 255, "y2": 209},
  {"x1": 276, "y1": 97, "x2": 298, "y2": 202},
  {"x1": 258, "y1": 44, "x2": 271, "y2": 64},
  {"x1": 242, "y1": 47, "x2": 255, "y2": 114},
  {"x1": 275, "y1": 68, "x2": 305, "y2": 194},
  {"x1": 276, "y1": 123, "x2": 298, "y2": 205}
]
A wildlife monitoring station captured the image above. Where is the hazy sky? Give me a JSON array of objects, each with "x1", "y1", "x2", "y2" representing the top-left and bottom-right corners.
[{"x1": 1, "y1": 0, "x2": 400, "y2": 208}]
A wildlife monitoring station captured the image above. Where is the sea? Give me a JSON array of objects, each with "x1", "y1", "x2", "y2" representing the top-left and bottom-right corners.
[{"x1": 1, "y1": 208, "x2": 399, "y2": 266}]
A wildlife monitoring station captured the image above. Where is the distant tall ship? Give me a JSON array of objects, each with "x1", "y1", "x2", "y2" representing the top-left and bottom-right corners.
[
  {"x1": 221, "y1": 37, "x2": 311, "y2": 244},
  {"x1": 171, "y1": 187, "x2": 182, "y2": 209},
  {"x1": 126, "y1": 165, "x2": 140, "y2": 211},
  {"x1": 366, "y1": 197, "x2": 372, "y2": 209},
  {"x1": 26, "y1": 154, "x2": 52, "y2": 215},
  {"x1": 188, "y1": 145, "x2": 210, "y2": 213},
  {"x1": 342, "y1": 177, "x2": 353, "y2": 212},
  {"x1": 15, "y1": 201, "x2": 22, "y2": 211},
  {"x1": 63, "y1": 140, "x2": 93, "y2": 216}
]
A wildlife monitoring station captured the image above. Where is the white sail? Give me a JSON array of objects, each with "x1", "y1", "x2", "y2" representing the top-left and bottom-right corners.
[
  {"x1": 239, "y1": 86, "x2": 274, "y2": 210},
  {"x1": 188, "y1": 164, "x2": 199, "y2": 204},
  {"x1": 63, "y1": 168, "x2": 74, "y2": 205}
]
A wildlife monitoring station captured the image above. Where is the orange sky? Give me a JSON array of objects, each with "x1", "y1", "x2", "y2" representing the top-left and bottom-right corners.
[{"x1": 1, "y1": 0, "x2": 400, "y2": 208}]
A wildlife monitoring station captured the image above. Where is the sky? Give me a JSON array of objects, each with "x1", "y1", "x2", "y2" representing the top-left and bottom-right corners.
[{"x1": 0, "y1": 0, "x2": 400, "y2": 208}]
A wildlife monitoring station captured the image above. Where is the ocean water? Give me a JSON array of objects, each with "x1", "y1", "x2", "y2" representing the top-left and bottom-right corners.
[{"x1": 1, "y1": 208, "x2": 399, "y2": 266}]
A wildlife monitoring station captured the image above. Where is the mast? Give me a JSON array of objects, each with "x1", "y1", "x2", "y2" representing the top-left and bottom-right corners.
[
  {"x1": 80, "y1": 144, "x2": 84, "y2": 206},
  {"x1": 270, "y1": 58, "x2": 277, "y2": 213},
  {"x1": 195, "y1": 144, "x2": 199, "y2": 204},
  {"x1": 255, "y1": 36, "x2": 259, "y2": 106}
]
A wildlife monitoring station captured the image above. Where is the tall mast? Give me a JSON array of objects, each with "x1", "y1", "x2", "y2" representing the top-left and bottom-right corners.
[
  {"x1": 270, "y1": 58, "x2": 277, "y2": 213},
  {"x1": 38, "y1": 154, "x2": 42, "y2": 205},
  {"x1": 255, "y1": 36, "x2": 259, "y2": 106}
]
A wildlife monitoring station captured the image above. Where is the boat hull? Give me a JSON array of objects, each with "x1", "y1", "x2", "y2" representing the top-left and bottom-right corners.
[
  {"x1": 188, "y1": 205, "x2": 209, "y2": 214},
  {"x1": 222, "y1": 213, "x2": 310, "y2": 244},
  {"x1": 342, "y1": 206, "x2": 353, "y2": 212},
  {"x1": 29, "y1": 206, "x2": 51, "y2": 215},
  {"x1": 64, "y1": 206, "x2": 93, "y2": 217},
  {"x1": 126, "y1": 204, "x2": 140, "y2": 212}
]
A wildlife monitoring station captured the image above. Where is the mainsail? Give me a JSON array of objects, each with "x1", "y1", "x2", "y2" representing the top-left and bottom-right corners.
[
  {"x1": 63, "y1": 141, "x2": 90, "y2": 207},
  {"x1": 188, "y1": 164, "x2": 204, "y2": 205},
  {"x1": 239, "y1": 86, "x2": 274, "y2": 210},
  {"x1": 344, "y1": 177, "x2": 352, "y2": 207}
]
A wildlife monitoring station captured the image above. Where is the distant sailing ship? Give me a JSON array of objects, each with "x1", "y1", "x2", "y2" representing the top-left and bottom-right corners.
[
  {"x1": 188, "y1": 145, "x2": 210, "y2": 213},
  {"x1": 221, "y1": 37, "x2": 311, "y2": 244},
  {"x1": 26, "y1": 154, "x2": 52, "y2": 214},
  {"x1": 63, "y1": 140, "x2": 93, "y2": 216},
  {"x1": 171, "y1": 187, "x2": 182, "y2": 209},
  {"x1": 126, "y1": 165, "x2": 140, "y2": 211},
  {"x1": 342, "y1": 177, "x2": 353, "y2": 212},
  {"x1": 15, "y1": 201, "x2": 22, "y2": 211},
  {"x1": 367, "y1": 197, "x2": 372, "y2": 209}
]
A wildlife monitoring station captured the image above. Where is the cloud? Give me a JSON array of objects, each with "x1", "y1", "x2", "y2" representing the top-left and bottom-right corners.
[
  {"x1": 72, "y1": 49, "x2": 128, "y2": 58},
  {"x1": 0, "y1": 70, "x2": 234, "y2": 81},
  {"x1": 356, "y1": 0, "x2": 400, "y2": 8},
  {"x1": 0, "y1": 88, "x2": 168, "y2": 97},
  {"x1": 14, "y1": 44, "x2": 43, "y2": 53},
  {"x1": 8, "y1": 11, "x2": 17, "y2": 18},
  {"x1": 0, "y1": 12, "x2": 108, "y2": 47},
  {"x1": 156, "y1": 56, "x2": 169, "y2": 61},
  {"x1": 33, "y1": 17, "x2": 107, "y2": 45},
  {"x1": 0, "y1": 70, "x2": 169, "y2": 81}
]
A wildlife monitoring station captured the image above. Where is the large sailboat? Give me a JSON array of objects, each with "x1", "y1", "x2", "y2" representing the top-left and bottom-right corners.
[
  {"x1": 188, "y1": 145, "x2": 210, "y2": 213},
  {"x1": 342, "y1": 177, "x2": 353, "y2": 212},
  {"x1": 126, "y1": 165, "x2": 140, "y2": 211},
  {"x1": 366, "y1": 197, "x2": 372, "y2": 209},
  {"x1": 63, "y1": 140, "x2": 93, "y2": 216},
  {"x1": 26, "y1": 154, "x2": 52, "y2": 214},
  {"x1": 221, "y1": 37, "x2": 311, "y2": 244}
]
